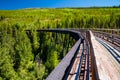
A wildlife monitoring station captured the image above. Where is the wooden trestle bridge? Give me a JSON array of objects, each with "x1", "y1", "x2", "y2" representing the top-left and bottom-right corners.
[{"x1": 31, "y1": 29, "x2": 120, "y2": 80}]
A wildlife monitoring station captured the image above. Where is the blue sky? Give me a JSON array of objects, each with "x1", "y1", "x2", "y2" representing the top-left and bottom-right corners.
[{"x1": 0, "y1": 0, "x2": 120, "y2": 10}]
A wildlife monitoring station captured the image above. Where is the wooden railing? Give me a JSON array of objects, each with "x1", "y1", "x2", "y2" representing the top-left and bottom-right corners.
[
  {"x1": 32, "y1": 29, "x2": 99, "y2": 80},
  {"x1": 92, "y1": 29, "x2": 120, "y2": 47}
]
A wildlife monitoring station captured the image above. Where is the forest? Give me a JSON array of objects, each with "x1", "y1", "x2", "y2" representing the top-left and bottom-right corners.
[{"x1": 0, "y1": 7, "x2": 120, "y2": 79}]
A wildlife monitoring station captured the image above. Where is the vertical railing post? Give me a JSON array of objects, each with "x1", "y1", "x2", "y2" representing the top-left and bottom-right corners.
[{"x1": 112, "y1": 30, "x2": 114, "y2": 44}]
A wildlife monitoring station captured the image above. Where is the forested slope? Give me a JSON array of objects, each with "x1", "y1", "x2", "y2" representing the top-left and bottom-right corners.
[{"x1": 0, "y1": 8, "x2": 120, "y2": 29}]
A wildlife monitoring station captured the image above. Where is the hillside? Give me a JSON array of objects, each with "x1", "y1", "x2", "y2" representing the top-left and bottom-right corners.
[{"x1": 0, "y1": 8, "x2": 120, "y2": 29}]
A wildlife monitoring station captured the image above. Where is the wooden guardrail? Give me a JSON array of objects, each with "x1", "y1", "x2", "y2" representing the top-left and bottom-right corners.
[
  {"x1": 37, "y1": 29, "x2": 84, "y2": 80},
  {"x1": 92, "y1": 28, "x2": 120, "y2": 36},
  {"x1": 33, "y1": 29, "x2": 99, "y2": 80},
  {"x1": 93, "y1": 29, "x2": 120, "y2": 47}
]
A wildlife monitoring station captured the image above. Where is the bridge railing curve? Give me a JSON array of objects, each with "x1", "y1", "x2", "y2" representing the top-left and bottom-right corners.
[{"x1": 35, "y1": 29, "x2": 84, "y2": 80}]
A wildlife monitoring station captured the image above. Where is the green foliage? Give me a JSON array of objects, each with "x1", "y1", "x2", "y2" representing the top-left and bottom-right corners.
[
  {"x1": 0, "y1": 8, "x2": 120, "y2": 29},
  {"x1": 0, "y1": 26, "x2": 47, "y2": 79},
  {"x1": 0, "y1": 48, "x2": 18, "y2": 79},
  {"x1": 0, "y1": 25, "x2": 75, "y2": 79},
  {"x1": 45, "y1": 51, "x2": 59, "y2": 73},
  {"x1": 0, "y1": 16, "x2": 5, "y2": 21}
]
